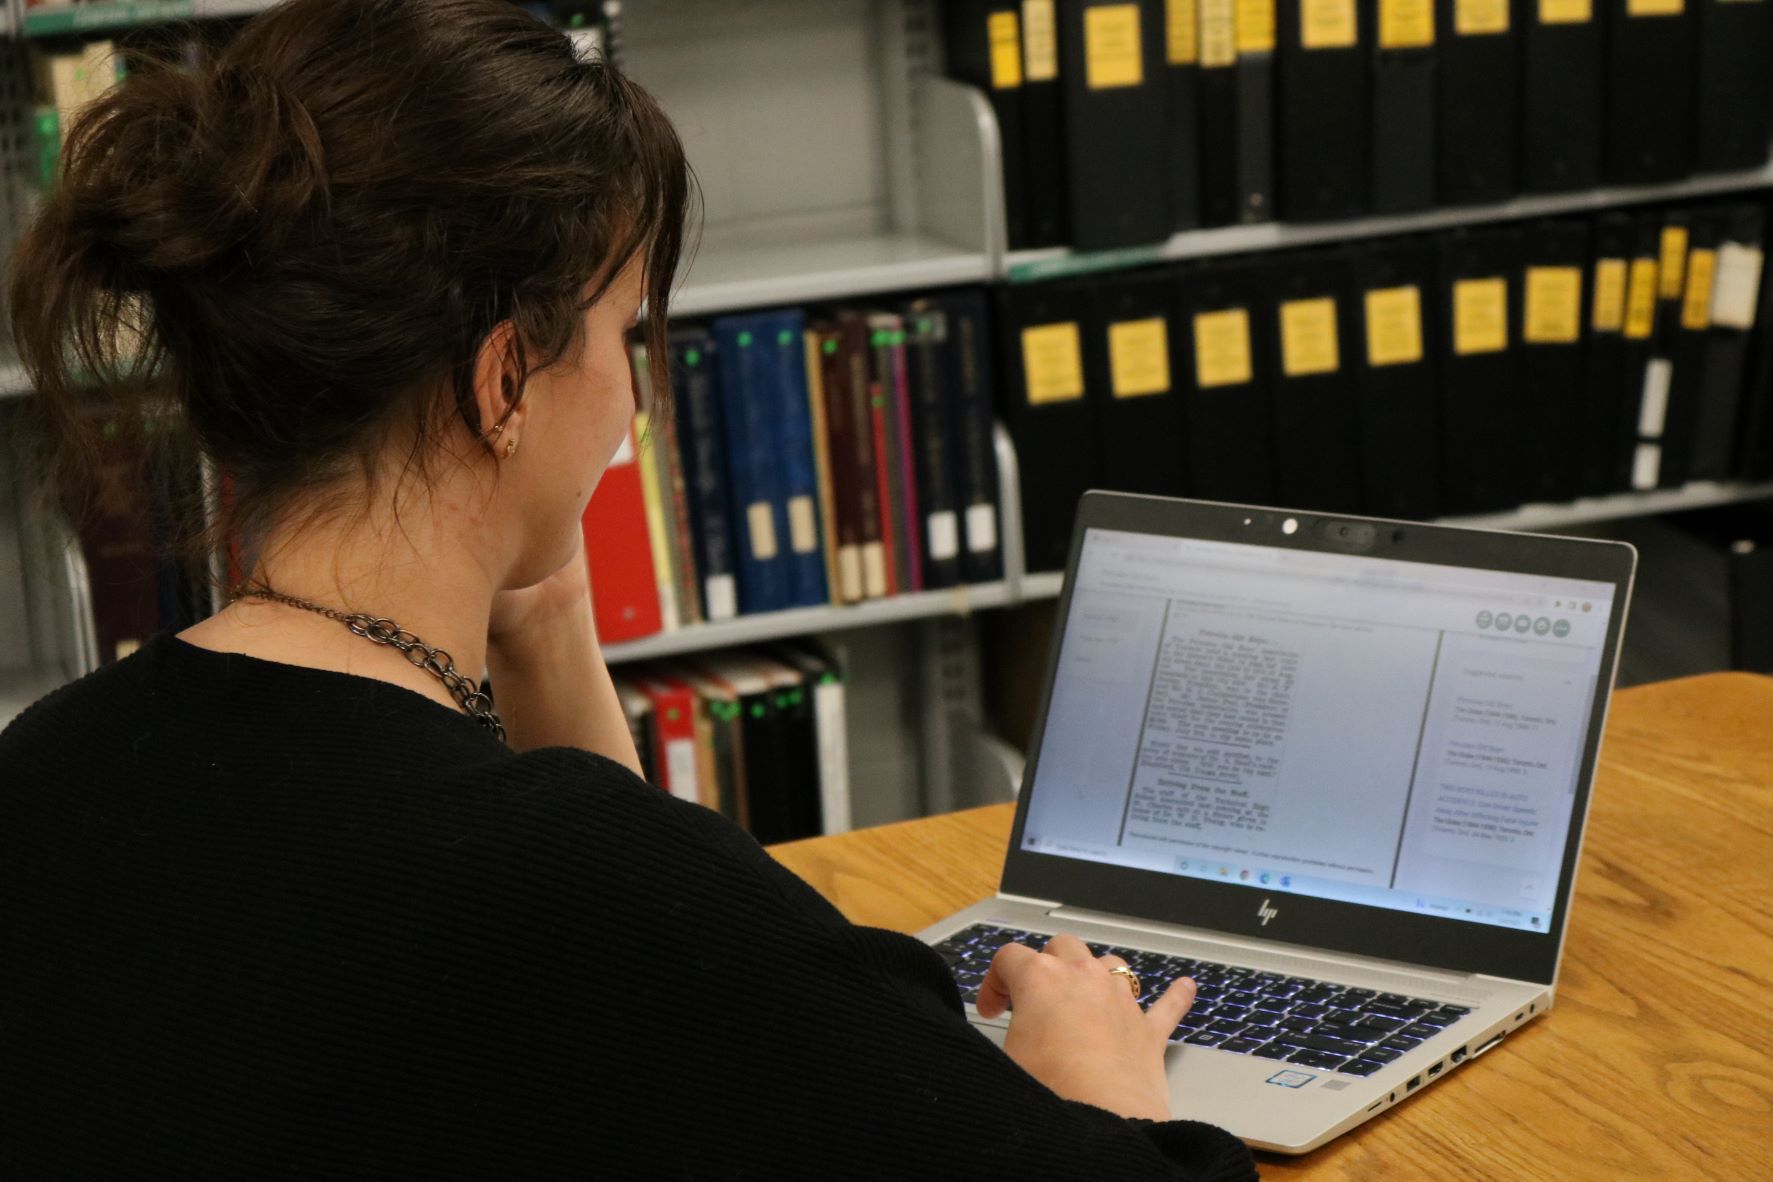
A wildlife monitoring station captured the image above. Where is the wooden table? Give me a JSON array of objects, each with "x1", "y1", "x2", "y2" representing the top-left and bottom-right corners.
[{"x1": 770, "y1": 673, "x2": 1773, "y2": 1180}]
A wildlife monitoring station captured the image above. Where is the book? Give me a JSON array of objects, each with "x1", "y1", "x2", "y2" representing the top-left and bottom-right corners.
[
  {"x1": 669, "y1": 329, "x2": 740, "y2": 622},
  {"x1": 1690, "y1": 205, "x2": 1765, "y2": 480},
  {"x1": 712, "y1": 314, "x2": 795, "y2": 613},
  {"x1": 631, "y1": 409, "x2": 680, "y2": 633},
  {"x1": 1196, "y1": 0, "x2": 1244, "y2": 226},
  {"x1": 610, "y1": 674, "x2": 657, "y2": 785},
  {"x1": 1082, "y1": 269, "x2": 1188, "y2": 498},
  {"x1": 802, "y1": 328, "x2": 845, "y2": 604},
  {"x1": 809, "y1": 323, "x2": 866, "y2": 604},
  {"x1": 1233, "y1": 0, "x2": 1278, "y2": 223},
  {"x1": 946, "y1": 0, "x2": 1032, "y2": 248},
  {"x1": 1435, "y1": 0, "x2": 1520, "y2": 204},
  {"x1": 1021, "y1": 0, "x2": 1072, "y2": 246},
  {"x1": 1277, "y1": 0, "x2": 1368, "y2": 220},
  {"x1": 1351, "y1": 236, "x2": 1443, "y2": 518},
  {"x1": 1517, "y1": 219, "x2": 1592, "y2": 504},
  {"x1": 1604, "y1": 0, "x2": 1696, "y2": 183},
  {"x1": 1366, "y1": 0, "x2": 1437, "y2": 214},
  {"x1": 1694, "y1": 0, "x2": 1773, "y2": 173},
  {"x1": 1579, "y1": 212, "x2": 1634, "y2": 495},
  {"x1": 1162, "y1": 0, "x2": 1205, "y2": 231},
  {"x1": 1657, "y1": 209, "x2": 1720, "y2": 488},
  {"x1": 868, "y1": 312, "x2": 923, "y2": 593},
  {"x1": 1264, "y1": 250, "x2": 1364, "y2": 512},
  {"x1": 1616, "y1": 214, "x2": 1664, "y2": 489},
  {"x1": 902, "y1": 299, "x2": 966, "y2": 589},
  {"x1": 1176, "y1": 256, "x2": 1277, "y2": 503},
  {"x1": 582, "y1": 422, "x2": 664, "y2": 644},
  {"x1": 1057, "y1": 0, "x2": 1172, "y2": 248},
  {"x1": 626, "y1": 667, "x2": 704, "y2": 806},
  {"x1": 1520, "y1": 0, "x2": 1603, "y2": 193},
  {"x1": 1436, "y1": 223, "x2": 1525, "y2": 513},
  {"x1": 938, "y1": 289, "x2": 1006, "y2": 583},
  {"x1": 766, "y1": 643, "x2": 852, "y2": 835},
  {"x1": 661, "y1": 660, "x2": 748, "y2": 827},
  {"x1": 835, "y1": 312, "x2": 892, "y2": 598}
]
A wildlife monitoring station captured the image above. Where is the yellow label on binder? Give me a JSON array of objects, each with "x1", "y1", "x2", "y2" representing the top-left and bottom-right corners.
[
  {"x1": 1624, "y1": 258, "x2": 1659, "y2": 339},
  {"x1": 1364, "y1": 286, "x2": 1424, "y2": 366},
  {"x1": 1379, "y1": 0, "x2": 1435, "y2": 46},
  {"x1": 1236, "y1": 0, "x2": 1276, "y2": 52},
  {"x1": 1167, "y1": 0, "x2": 1200, "y2": 63},
  {"x1": 1683, "y1": 248, "x2": 1717, "y2": 330},
  {"x1": 1109, "y1": 317, "x2": 1173, "y2": 397},
  {"x1": 1280, "y1": 298, "x2": 1341, "y2": 376},
  {"x1": 1524, "y1": 267, "x2": 1583, "y2": 344},
  {"x1": 1302, "y1": 0, "x2": 1358, "y2": 46},
  {"x1": 1538, "y1": 0, "x2": 1592, "y2": 23},
  {"x1": 1627, "y1": 0, "x2": 1683, "y2": 14},
  {"x1": 988, "y1": 11, "x2": 1023, "y2": 89},
  {"x1": 1592, "y1": 259, "x2": 1628, "y2": 332},
  {"x1": 1086, "y1": 4, "x2": 1145, "y2": 89},
  {"x1": 1194, "y1": 309, "x2": 1254, "y2": 387},
  {"x1": 1455, "y1": 0, "x2": 1510, "y2": 34},
  {"x1": 1022, "y1": 322, "x2": 1085, "y2": 404},
  {"x1": 1200, "y1": 0, "x2": 1238, "y2": 65},
  {"x1": 1453, "y1": 278, "x2": 1508, "y2": 354},
  {"x1": 1023, "y1": 0, "x2": 1059, "y2": 81},
  {"x1": 1659, "y1": 225, "x2": 1689, "y2": 299}
]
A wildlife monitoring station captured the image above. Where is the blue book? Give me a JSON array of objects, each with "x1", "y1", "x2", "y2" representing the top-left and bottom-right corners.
[
  {"x1": 669, "y1": 329, "x2": 740, "y2": 622},
  {"x1": 712, "y1": 314, "x2": 794, "y2": 613}
]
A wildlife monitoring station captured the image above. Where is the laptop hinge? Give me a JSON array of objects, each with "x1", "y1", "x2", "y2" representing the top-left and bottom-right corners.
[{"x1": 995, "y1": 891, "x2": 1064, "y2": 910}]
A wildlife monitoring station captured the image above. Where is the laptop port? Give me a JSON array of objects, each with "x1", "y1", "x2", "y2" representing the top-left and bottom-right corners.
[
  {"x1": 1472, "y1": 1032, "x2": 1507, "y2": 1059},
  {"x1": 1406, "y1": 1075, "x2": 1421, "y2": 1093},
  {"x1": 1367, "y1": 1098, "x2": 1386, "y2": 1112},
  {"x1": 1451, "y1": 1046, "x2": 1468, "y2": 1064},
  {"x1": 1427, "y1": 1061, "x2": 1444, "y2": 1078}
]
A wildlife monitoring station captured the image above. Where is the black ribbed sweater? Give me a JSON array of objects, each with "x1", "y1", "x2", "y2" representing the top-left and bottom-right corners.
[{"x1": 0, "y1": 635, "x2": 1257, "y2": 1180}]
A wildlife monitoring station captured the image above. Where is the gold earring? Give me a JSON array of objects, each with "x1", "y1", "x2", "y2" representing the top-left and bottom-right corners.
[{"x1": 504, "y1": 437, "x2": 518, "y2": 459}]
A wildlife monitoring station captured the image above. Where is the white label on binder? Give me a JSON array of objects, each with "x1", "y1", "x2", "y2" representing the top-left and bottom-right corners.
[
  {"x1": 1632, "y1": 444, "x2": 1662, "y2": 491},
  {"x1": 966, "y1": 503, "x2": 1000, "y2": 553},
  {"x1": 838, "y1": 545, "x2": 864, "y2": 603},
  {"x1": 664, "y1": 738, "x2": 699, "y2": 804},
  {"x1": 927, "y1": 511, "x2": 961, "y2": 561},
  {"x1": 1711, "y1": 243, "x2": 1765, "y2": 330},
  {"x1": 746, "y1": 501, "x2": 778, "y2": 561},
  {"x1": 862, "y1": 542, "x2": 889, "y2": 598},
  {"x1": 1638, "y1": 360, "x2": 1672, "y2": 438},
  {"x1": 787, "y1": 495, "x2": 818, "y2": 554},
  {"x1": 704, "y1": 574, "x2": 738, "y2": 621}
]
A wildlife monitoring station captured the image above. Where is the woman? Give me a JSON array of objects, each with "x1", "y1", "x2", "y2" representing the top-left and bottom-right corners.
[{"x1": 0, "y1": 1, "x2": 1255, "y2": 1177}]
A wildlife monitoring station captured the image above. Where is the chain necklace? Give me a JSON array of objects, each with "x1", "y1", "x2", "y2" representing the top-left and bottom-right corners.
[{"x1": 237, "y1": 585, "x2": 507, "y2": 743}]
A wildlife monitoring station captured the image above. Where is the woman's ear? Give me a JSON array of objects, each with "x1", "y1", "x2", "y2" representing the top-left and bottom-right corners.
[{"x1": 470, "y1": 321, "x2": 526, "y2": 451}]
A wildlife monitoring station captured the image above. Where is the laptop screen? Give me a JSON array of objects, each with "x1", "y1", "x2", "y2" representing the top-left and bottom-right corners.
[{"x1": 1018, "y1": 526, "x2": 1620, "y2": 936}]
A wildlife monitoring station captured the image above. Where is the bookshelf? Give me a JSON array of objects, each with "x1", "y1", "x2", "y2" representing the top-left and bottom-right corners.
[{"x1": 14, "y1": 0, "x2": 277, "y2": 37}]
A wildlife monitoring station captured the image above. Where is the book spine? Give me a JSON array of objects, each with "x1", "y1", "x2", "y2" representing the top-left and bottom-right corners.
[
  {"x1": 632, "y1": 410, "x2": 680, "y2": 634},
  {"x1": 803, "y1": 329, "x2": 845, "y2": 605},
  {"x1": 889, "y1": 326, "x2": 925, "y2": 593}
]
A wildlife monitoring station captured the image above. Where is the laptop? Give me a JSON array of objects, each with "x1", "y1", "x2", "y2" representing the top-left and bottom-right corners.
[{"x1": 919, "y1": 492, "x2": 1635, "y2": 1154}]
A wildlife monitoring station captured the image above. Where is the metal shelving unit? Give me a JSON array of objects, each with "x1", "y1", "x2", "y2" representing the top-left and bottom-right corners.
[
  {"x1": 14, "y1": 0, "x2": 274, "y2": 37},
  {"x1": 1007, "y1": 160, "x2": 1773, "y2": 285}
]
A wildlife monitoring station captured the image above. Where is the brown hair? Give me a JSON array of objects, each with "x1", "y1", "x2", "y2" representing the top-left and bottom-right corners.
[{"x1": 10, "y1": 0, "x2": 689, "y2": 565}]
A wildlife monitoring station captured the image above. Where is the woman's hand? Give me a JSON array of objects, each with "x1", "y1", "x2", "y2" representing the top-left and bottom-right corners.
[
  {"x1": 488, "y1": 533, "x2": 596, "y2": 658},
  {"x1": 976, "y1": 933, "x2": 1196, "y2": 1122}
]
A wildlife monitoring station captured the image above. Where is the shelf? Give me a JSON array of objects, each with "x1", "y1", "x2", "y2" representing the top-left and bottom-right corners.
[
  {"x1": 1006, "y1": 161, "x2": 1773, "y2": 285},
  {"x1": 601, "y1": 580, "x2": 1019, "y2": 665},
  {"x1": 670, "y1": 231, "x2": 992, "y2": 319},
  {"x1": 19, "y1": 0, "x2": 273, "y2": 35}
]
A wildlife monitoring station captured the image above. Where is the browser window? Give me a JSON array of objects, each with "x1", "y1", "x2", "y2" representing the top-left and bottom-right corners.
[{"x1": 1020, "y1": 528, "x2": 1619, "y2": 933}]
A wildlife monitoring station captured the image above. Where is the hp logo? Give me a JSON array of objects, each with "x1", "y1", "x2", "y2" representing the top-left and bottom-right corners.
[{"x1": 1257, "y1": 899, "x2": 1279, "y2": 926}]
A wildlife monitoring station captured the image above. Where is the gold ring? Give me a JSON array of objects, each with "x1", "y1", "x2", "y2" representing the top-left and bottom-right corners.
[{"x1": 1107, "y1": 965, "x2": 1141, "y2": 998}]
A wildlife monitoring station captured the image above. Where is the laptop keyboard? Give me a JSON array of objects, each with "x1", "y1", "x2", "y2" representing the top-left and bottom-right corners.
[{"x1": 931, "y1": 924, "x2": 1471, "y2": 1078}]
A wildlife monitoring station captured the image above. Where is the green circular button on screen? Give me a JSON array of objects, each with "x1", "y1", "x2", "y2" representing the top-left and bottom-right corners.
[
  {"x1": 1477, "y1": 611, "x2": 1494, "y2": 629},
  {"x1": 1533, "y1": 617, "x2": 1551, "y2": 636},
  {"x1": 1553, "y1": 620, "x2": 1571, "y2": 638},
  {"x1": 1495, "y1": 612, "x2": 1513, "y2": 631},
  {"x1": 1513, "y1": 615, "x2": 1532, "y2": 634}
]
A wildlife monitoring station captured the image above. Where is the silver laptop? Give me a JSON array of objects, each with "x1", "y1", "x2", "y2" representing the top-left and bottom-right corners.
[{"x1": 920, "y1": 492, "x2": 1635, "y2": 1154}]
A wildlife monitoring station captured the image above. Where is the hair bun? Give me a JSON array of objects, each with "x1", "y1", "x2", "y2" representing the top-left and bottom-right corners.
[{"x1": 61, "y1": 56, "x2": 330, "y2": 280}]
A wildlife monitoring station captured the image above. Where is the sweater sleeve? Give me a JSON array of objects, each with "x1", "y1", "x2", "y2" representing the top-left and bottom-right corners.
[{"x1": 505, "y1": 749, "x2": 1259, "y2": 1182}]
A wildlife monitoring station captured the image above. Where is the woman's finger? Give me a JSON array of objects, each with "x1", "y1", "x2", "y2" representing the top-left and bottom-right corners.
[
  {"x1": 1145, "y1": 976, "x2": 1198, "y2": 1039},
  {"x1": 1040, "y1": 932, "x2": 1094, "y2": 962},
  {"x1": 976, "y1": 940, "x2": 1040, "y2": 1019}
]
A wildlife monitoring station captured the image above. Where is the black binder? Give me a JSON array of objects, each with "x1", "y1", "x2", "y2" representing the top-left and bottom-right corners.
[
  {"x1": 1579, "y1": 213, "x2": 1633, "y2": 496},
  {"x1": 1058, "y1": 0, "x2": 1171, "y2": 248},
  {"x1": 1366, "y1": 0, "x2": 1438, "y2": 214},
  {"x1": 1162, "y1": 0, "x2": 1204, "y2": 230},
  {"x1": 935, "y1": 288, "x2": 1007, "y2": 583},
  {"x1": 1175, "y1": 257, "x2": 1277, "y2": 502},
  {"x1": 946, "y1": 1, "x2": 1032, "y2": 248},
  {"x1": 1520, "y1": 0, "x2": 1603, "y2": 192},
  {"x1": 1691, "y1": 206, "x2": 1766, "y2": 481},
  {"x1": 1616, "y1": 213, "x2": 1669, "y2": 489},
  {"x1": 1021, "y1": 0, "x2": 1070, "y2": 246},
  {"x1": 1197, "y1": 0, "x2": 1243, "y2": 225},
  {"x1": 995, "y1": 279, "x2": 1099, "y2": 572},
  {"x1": 901, "y1": 299, "x2": 966, "y2": 590},
  {"x1": 1082, "y1": 270, "x2": 1189, "y2": 497},
  {"x1": 1263, "y1": 251, "x2": 1365, "y2": 511},
  {"x1": 1658, "y1": 210, "x2": 1721, "y2": 488},
  {"x1": 1351, "y1": 236, "x2": 1442, "y2": 518},
  {"x1": 1235, "y1": 0, "x2": 1278, "y2": 222},
  {"x1": 1437, "y1": 224, "x2": 1525, "y2": 513},
  {"x1": 1695, "y1": 0, "x2": 1773, "y2": 173},
  {"x1": 1604, "y1": 0, "x2": 1696, "y2": 184},
  {"x1": 1517, "y1": 219, "x2": 1592, "y2": 505},
  {"x1": 1278, "y1": 0, "x2": 1368, "y2": 220},
  {"x1": 1435, "y1": 0, "x2": 1519, "y2": 204}
]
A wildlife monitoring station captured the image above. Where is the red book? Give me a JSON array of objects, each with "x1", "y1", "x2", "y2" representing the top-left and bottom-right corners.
[
  {"x1": 582, "y1": 424, "x2": 663, "y2": 644},
  {"x1": 627, "y1": 667, "x2": 704, "y2": 807}
]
